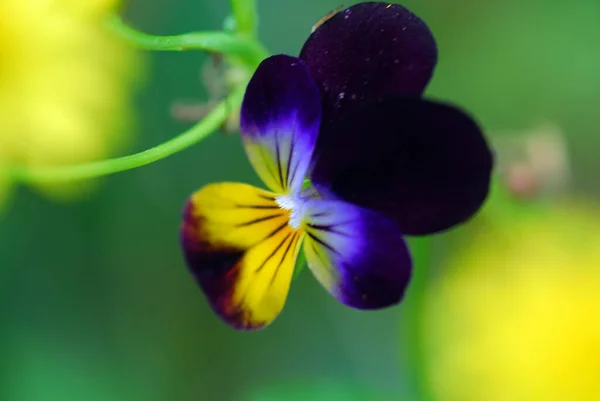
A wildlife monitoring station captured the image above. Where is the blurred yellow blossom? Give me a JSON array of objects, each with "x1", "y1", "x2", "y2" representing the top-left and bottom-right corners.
[
  {"x1": 424, "y1": 201, "x2": 600, "y2": 401},
  {"x1": 0, "y1": 0, "x2": 142, "y2": 207}
]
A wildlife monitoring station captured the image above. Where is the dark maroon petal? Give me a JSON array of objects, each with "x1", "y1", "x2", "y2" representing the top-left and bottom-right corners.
[
  {"x1": 302, "y1": 199, "x2": 412, "y2": 309},
  {"x1": 299, "y1": 2, "x2": 437, "y2": 121},
  {"x1": 310, "y1": 98, "x2": 494, "y2": 236}
]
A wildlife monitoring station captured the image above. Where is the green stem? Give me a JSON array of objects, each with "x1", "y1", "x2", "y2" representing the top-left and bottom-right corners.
[
  {"x1": 401, "y1": 237, "x2": 435, "y2": 401},
  {"x1": 230, "y1": 0, "x2": 259, "y2": 37},
  {"x1": 9, "y1": 87, "x2": 245, "y2": 184},
  {"x1": 106, "y1": 15, "x2": 268, "y2": 67}
]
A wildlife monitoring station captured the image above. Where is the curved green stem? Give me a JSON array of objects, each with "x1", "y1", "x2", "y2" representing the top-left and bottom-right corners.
[
  {"x1": 106, "y1": 15, "x2": 268, "y2": 66},
  {"x1": 9, "y1": 87, "x2": 245, "y2": 184},
  {"x1": 230, "y1": 0, "x2": 259, "y2": 37}
]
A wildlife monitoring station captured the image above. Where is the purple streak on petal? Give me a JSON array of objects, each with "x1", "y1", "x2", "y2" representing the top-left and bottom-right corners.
[
  {"x1": 302, "y1": 200, "x2": 412, "y2": 309},
  {"x1": 311, "y1": 98, "x2": 493, "y2": 236},
  {"x1": 241, "y1": 55, "x2": 322, "y2": 193},
  {"x1": 299, "y1": 2, "x2": 437, "y2": 122}
]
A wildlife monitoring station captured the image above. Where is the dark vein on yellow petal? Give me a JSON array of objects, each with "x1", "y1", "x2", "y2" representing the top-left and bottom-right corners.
[
  {"x1": 235, "y1": 204, "x2": 280, "y2": 209},
  {"x1": 309, "y1": 241, "x2": 328, "y2": 267},
  {"x1": 254, "y1": 220, "x2": 289, "y2": 247},
  {"x1": 235, "y1": 213, "x2": 283, "y2": 227},
  {"x1": 306, "y1": 230, "x2": 340, "y2": 255},
  {"x1": 269, "y1": 232, "x2": 299, "y2": 286},
  {"x1": 258, "y1": 145, "x2": 280, "y2": 189},
  {"x1": 257, "y1": 193, "x2": 275, "y2": 201},
  {"x1": 275, "y1": 134, "x2": 285, "y2": 190},
  {"x1": 256, "y1": 231, "x2": 291, "y2": 273}
]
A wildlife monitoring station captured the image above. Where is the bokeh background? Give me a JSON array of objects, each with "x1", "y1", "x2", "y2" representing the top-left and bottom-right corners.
[{"x1": 1, "y1": 1, "x2": 599, "y2": 400}]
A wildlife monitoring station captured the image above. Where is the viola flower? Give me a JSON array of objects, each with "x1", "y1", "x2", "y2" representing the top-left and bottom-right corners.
[{"x1": 181, "y1": 2, "x2": 493, "y2": 330}]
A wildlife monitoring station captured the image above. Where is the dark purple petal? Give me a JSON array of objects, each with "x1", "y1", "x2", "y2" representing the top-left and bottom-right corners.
[
  {"x1": 311, "y1": 98, "x2": 493, "y2": 236},
  {"x1": 302, "y1": 199, "x2": 412, "y2": 309},
  {"x1": 241, "y1": 54, "x2": 322, "y2": 193},
  {"x1": 299, "y1": 2, "x2": 437, "y2": 121}
]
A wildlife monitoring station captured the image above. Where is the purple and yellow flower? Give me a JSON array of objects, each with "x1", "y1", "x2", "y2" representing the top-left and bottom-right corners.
[{"x1": 181, "y1": 2, "x2": 493, "y2": 330}]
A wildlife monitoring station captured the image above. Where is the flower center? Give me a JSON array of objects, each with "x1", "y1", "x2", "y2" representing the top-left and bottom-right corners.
[
  {"x1": 275, "y1": 194, "x2": 306, "y2": 230},
  {"x1": 277, "y1": 186, "x2": 320, "y2": 230},
  {"x1": 276, "y1": 186, "x2": 320, "y2": 230}
]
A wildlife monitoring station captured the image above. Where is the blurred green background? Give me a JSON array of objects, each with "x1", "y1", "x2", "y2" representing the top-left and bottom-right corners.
[{"x1": 1, "y1": 1, "x2": 599, "y2": 400}]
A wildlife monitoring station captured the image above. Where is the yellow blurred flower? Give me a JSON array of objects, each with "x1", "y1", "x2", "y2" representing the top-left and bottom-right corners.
[
  {"x1": 424, "y1": 201, "x2": 600, "y2": 401},
  {"x1": 0, "y1": 0, "x2": 142, "y2": 206}
]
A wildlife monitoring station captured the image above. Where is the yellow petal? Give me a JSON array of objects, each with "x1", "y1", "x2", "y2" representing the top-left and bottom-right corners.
[{"x1": 181, "y1": 182, "x2": 303, "y2": 330}]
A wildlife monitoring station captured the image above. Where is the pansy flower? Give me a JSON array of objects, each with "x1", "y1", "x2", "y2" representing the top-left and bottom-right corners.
[{"x1": 181, "y1": 2, "x2": 493, "y2": 330}]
